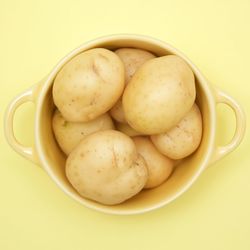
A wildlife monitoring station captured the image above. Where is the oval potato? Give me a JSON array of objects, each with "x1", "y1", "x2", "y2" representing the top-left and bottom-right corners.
[
  {"x1": 66, "y1": 130, "x2": 148, "y2": 205},
  {"x1": 52, "y1": 110, "x2": 114, "y2": 155},
  {"x1": 53, "y1": 48, "x2": 125, "y2": 122},
  {"x1": 110, "y1": 48, "x2": 156, "y2": 123},
  {"x1": 123, "y1": 55, "x2": 196, "y2": 134},
  {"x1": 133, "y1": 137, "x2": 174, "y2": 189},
  {"x1": 151, "y1": 104, "x2": 202, "y2": 159}
]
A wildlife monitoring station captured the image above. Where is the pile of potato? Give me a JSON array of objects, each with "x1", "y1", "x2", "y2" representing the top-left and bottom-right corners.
[{"x1": 52, "y1": 47, "x2": 202, "y2": 205}]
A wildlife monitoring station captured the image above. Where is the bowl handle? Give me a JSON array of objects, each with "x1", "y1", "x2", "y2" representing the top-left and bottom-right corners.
[
  {"x1": 209, "y1": 88, "x2": 246, "y2": 165},
  {"x1": 4, "y1": 85, "x2": 40, "y2": 165}
]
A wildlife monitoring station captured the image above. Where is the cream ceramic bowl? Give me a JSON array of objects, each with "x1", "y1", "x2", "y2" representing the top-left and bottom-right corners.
[{"x1": 4, "y1": 34, "x2": 246, "y2": 215}]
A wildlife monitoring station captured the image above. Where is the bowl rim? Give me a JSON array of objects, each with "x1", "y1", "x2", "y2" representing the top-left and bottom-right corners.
[{"x1": 35, "y1": 34, "x2": 216, "y2": 215}]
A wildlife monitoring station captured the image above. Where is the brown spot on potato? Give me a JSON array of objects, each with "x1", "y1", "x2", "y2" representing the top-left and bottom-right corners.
[{"x1": 62, "y1": 121, "x2": 68, "y2": 127}]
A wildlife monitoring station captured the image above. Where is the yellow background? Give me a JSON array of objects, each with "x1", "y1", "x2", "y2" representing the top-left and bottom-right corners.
[{"x1": 1, "y1": 0, "x2": 250, "y2": 249}]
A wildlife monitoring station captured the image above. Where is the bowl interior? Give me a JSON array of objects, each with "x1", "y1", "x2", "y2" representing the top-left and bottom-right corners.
[{"x1": 37, "y1": 36, "x2": 214, "y2": 214}]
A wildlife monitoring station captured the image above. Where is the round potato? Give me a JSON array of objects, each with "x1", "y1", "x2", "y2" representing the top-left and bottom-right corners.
[
  {"x1": 110, "y1": 48, "x2": 156, "y2": 123},
  {"x1": 133, "y1": 137, "x2": 174, "y2": 189},
  {"x1": 116, "y1": 122, "x2": 143, "y2": 137},
  {"x1": 53, "y1": 48, "x2": 125, "y2": 122},
  {"x1": 151, "y1": 104, "x2": 202, "y2": 159},
  {"x1": 66, "y1": 130, "x2": 148, "y2": 205},
  {"x1": 52, "y1": 110, "x2": 114, "y2": 155},
  {"x1": 123, "y1": 55, "x2": 196, "y2": 134}
]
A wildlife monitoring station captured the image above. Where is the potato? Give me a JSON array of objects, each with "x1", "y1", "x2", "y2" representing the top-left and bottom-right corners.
[
  {"x1": 115, "y1": 48, "x2": 156, "y2": 84},
  {"x1": 133, "y1": 137, "x2": 174, "y2": 189},
  {"x1": 151, "y1": 104, "x2": 202, "y2": 159},
  {"x1": 109, "y1": 99, "x2": 126, "y2": 123},
  {"x1": 53, "y1": 48, "x2": 125, "y2": 122},
  {"x1": 116, "y1": 122, "x2": 143, "y2": 137},
  {"x1": 52, "y1": 110, "x2": 114, "y2": 155},
  {"x1": 110, "y1": 48, "x2": 156, "y2": 123},
  {"x1": 66, "y1": 130, "x2": 148, "y2": 205},
  {"x1": 123, "y1": 55, "x2": 196, "y2": 134}
]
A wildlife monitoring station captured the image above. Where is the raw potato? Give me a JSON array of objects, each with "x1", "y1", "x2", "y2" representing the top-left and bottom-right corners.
[
  {"x1": 151, "y1": 104, "x2": 202, "y2": 159},
  {"x1": 110, "y1": 48, "x2": 156, "y2": 123},
  {"x1": 115, "y1": 48, "x2": 156, "y2": 84},
  {"x1": 109, "y1": 99, "x2": 125, "y2": 123},
  {"x1": 133, "y1": 137, "x2": 174, "y2": 189},
  {"x1": 116, "y1": 122, "x2": 143, "y2": 137},
  {"x1": 123, "y1": 55, "x2": 196, "y2": 134},
  {"x1": 53, "y1": 48, "x2": 125, "y2": 122},
  {"x1": 52, "y1": 110, "x2": 114, "y2": 155},
  {"x1": 66, "y1": 130, "x2": 148, "y2": 205}
]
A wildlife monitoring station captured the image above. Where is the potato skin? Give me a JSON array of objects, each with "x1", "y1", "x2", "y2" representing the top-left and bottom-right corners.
[
  {"x1": 115, "y1": 48, "x2": 156, "y2": 84},
  {"x1": 115, "y1": 122, "x2": 143, "y2": 137},
  {"x1": 123, "y1": 55, "x2": 196, "y2": 134},
  {"x1": 53, "y1": 48, "x2": 125, "y2": 122},
  {"x1": 151, "y1": 104, "x2": 202, "y2": 159},
  {"x1": 133, "y1": 137, "x2": 174, "y2": 189},
  {"x1": 52, "y1": 110, "x2": 114, "y2": 155},
  {"x1": 110, "y1": 48, "x2": 156, "y2": 123},
  {"x1": 66, "y1": 130, "x2": 148, "y2": 205},
  {"x1": 109, "y1": 99, "x2": 126, "y2": 123}
]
